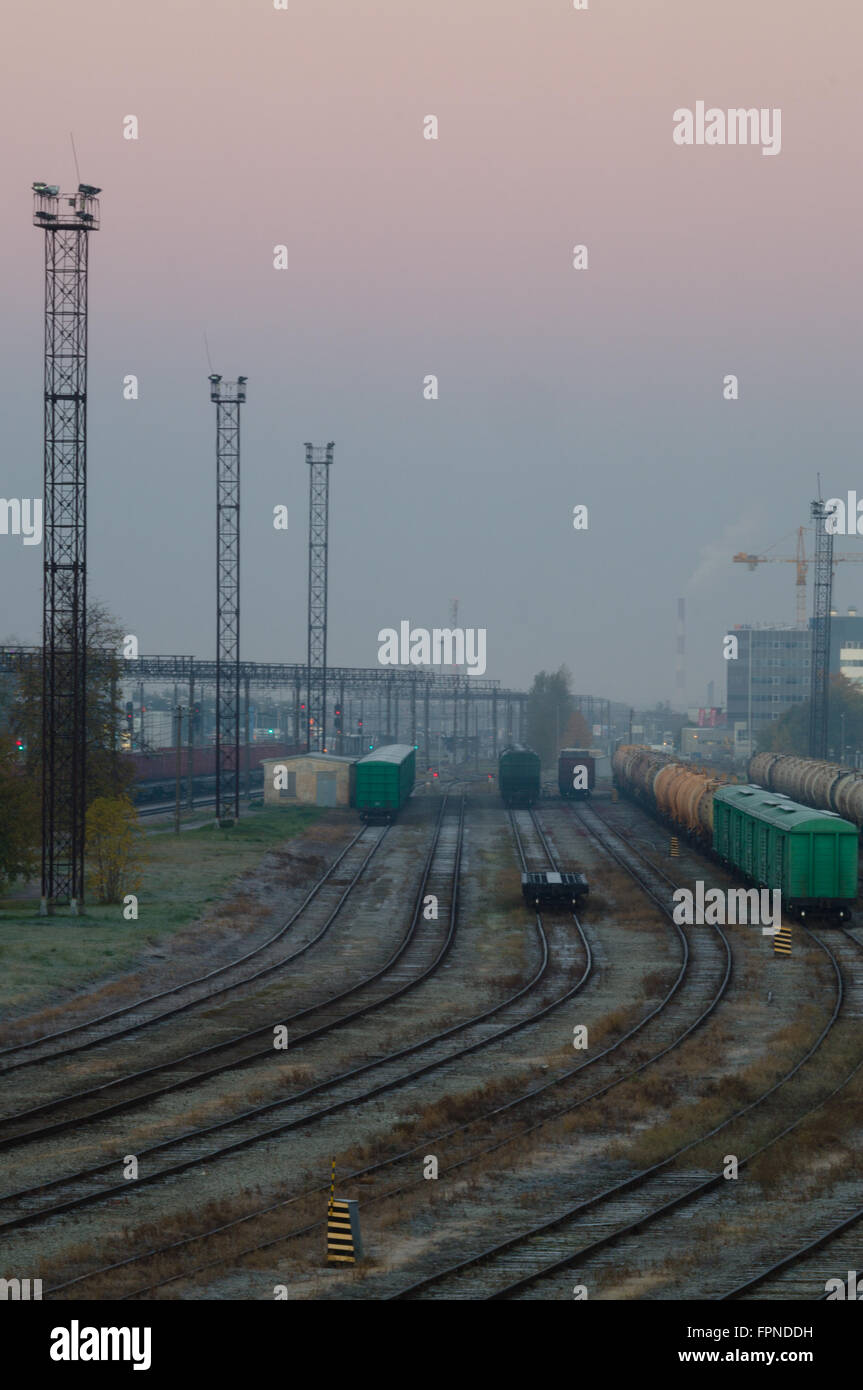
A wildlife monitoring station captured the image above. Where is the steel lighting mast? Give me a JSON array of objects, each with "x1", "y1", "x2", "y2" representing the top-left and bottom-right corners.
[
  {"x1": 306, "y1": 442, "x2": 334, "y2": 753},
  {"x1": 33, "y1": 180, "x2": 101, "y2": 913},
  {"x1": 210, "y1": 374, "x2": 246, "y2": 824},
  {"x1": 808, "y1": 497, "x2": 834, "y2": 760}
]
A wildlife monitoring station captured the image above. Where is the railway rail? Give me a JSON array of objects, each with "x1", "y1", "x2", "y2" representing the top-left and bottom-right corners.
[
  {"x1": 388, "y1": 805, "x2": 858, "y2": 1300},
  {"x1": 44, "y1": 800, "x2": 721, "y2": 1299}
]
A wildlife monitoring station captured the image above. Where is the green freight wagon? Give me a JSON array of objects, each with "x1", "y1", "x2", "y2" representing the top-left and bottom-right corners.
[
  {"x1": 498, "y1": 745, "x2": 541, "y2": 808},
  {"x1": 353, "y1": 744, "x2": 416, "y2": 821},
  {"x1": 712, "y1": 785, "x2": 857, "y2": 920}
]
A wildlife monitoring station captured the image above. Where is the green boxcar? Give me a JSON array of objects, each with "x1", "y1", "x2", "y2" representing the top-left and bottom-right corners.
[
  {"x1": 353, "y1": 744, "x2": 416, "y2": 821},
  {"x1": 712, "y1": 785, "x2": 857, "y2": 918},
  {"x1": 498, "y1": 744, "x2": 541, "y2": 808}
]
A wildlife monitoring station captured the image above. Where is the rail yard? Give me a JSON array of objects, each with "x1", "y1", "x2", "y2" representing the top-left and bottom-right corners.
[
  {"x1": 2, "y1": 1, "x2": 860, "y2": 1362},
  {"x1": 1, "y1": 748, "x2": 860, "y2": 1309}
]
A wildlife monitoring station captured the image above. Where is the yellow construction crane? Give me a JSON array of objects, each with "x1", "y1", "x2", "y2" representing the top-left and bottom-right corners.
[{"x1": 733, "y1": 527, "x2": 863, "y2": 627}]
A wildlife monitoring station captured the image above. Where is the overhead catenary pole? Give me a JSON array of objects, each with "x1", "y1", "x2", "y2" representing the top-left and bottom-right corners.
[
  {"x1": 174, "y1": 705, "x2": 183, "y2": 834},
  {"x1": 34, "y1": 179, "x2": 101, "y2": 913},
  {"x1": 306, "y1": 442, "x2": 334, "y2": 753},
  {"x1": 809, "y1": 497, "x2": 834, "y2": 760},
  {"x1": 210, "y1": 373, "x2": 246, "y2": 824}
]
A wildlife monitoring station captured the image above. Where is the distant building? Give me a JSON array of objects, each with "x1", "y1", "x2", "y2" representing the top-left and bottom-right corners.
[
  {"x1": 260, "y1": 752, "x2": 356, "y2": 808},
  {"x1": 726, "y1": 626, "x2": 810, "y2": 756},
  {"x1": 829, "y1": 607, "x2": 863, "y2": 683},
  {"x1": 681, "y1": 725, "x2": 732, "y2": 758},
  {"x1": 726, "y1": 610, "x2": 863, "y2": 758}
]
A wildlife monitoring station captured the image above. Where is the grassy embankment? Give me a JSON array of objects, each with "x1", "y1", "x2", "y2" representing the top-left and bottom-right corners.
[{"x1": 0, "y1": 805, "x2": 323, "y2": 1019}]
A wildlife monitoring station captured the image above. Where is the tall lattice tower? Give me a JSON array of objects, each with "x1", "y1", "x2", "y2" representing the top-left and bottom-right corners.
[
  {"x1": 210, "y1": 374, "x2": 246, "y2": 823},
  {"x1": 33, "y1": 181, "x2": 101, "y2": 912},
  {"x1": 808, "y1": 497, "x2": 834, "y2": 760},
  {"x1": 306, "y1": 442, "x2": 334, "y2": 753}
]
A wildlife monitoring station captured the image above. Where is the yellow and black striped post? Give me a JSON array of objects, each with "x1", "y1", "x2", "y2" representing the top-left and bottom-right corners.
[
  {"x1": 670, "y1": 836, "x2": 680, "y2": 858},
  {"x1": 327, "y1": 1198, "x2": 363, "y2": 1264},
  {"x1": 611, "y1": 787, "x2": 618, "y2": 803},
  {"x1": 773, "y1": 923, "x2": 792, "y2": 956}
]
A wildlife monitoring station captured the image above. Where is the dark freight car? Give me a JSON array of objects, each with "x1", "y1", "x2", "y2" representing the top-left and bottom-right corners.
[
  {"x1": 521, "y1": 871, "x2": 589, "y2": 907},
  {"x1": 353, "y1": 744, "x2": 416, "y2": 821},
  {"x1": 558, "y1": 747, "x2": 595, "y2": 799},
  {"x1": 498, "y1": 744, "x2": 541, "y2": 807}
]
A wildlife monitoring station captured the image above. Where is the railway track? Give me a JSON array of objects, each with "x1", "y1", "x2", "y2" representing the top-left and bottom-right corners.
[
  {"x1": 0, "y1": 823, "x2": 385, "y2": 1070},
  {"x1": 137, "y1": 792, "x2": 263, "y2": 819},
  {"x1": 39, "y1": 803, "x2": 592, "y2": 1296},
  {"x1": 44, "y1": 799, "x2": 726, "y2": 1300},
  {"x1": 0, "y1": 798, "x2": 465, "y2": 1223},
  {"x1": 387, "y1": 807, "x2": 857, "y2": 1300}
]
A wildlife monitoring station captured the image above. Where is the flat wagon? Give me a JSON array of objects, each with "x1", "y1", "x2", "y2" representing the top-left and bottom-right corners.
[
  {"x1": 353, "y1": 744, "x2": 416, "y2": 821},
  {"x1": 498, "y1": 744, "x2": 541, "y2": 807},
  {"x1": 521, "y1": 870, "x2": 589, "y2": 907}
]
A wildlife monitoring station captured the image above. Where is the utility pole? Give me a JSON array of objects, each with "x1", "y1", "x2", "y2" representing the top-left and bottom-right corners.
[
  {"x1": 306, "y1": 442, "x2": 334, "y2": 753},
  {"x1": 174, "y1": 705, "x2": 183, "y2": 834},
  {"x1": 210, "y1": 373, "x2": 246, "y2": 824},
  {"x1": 187, "y1": 665, "x2": 196, "y2": 810},
  {"x1": 34, "y1": 179, "x2": 101, "y2": 912},
  {"x1": 809, "y1": 496, "x2": 834, "y2": 760}
]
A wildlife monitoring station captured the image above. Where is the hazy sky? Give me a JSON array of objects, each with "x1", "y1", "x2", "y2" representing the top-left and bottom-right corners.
[{"x1": 1, "y1": 0, "x2": 861, "y2": 707}]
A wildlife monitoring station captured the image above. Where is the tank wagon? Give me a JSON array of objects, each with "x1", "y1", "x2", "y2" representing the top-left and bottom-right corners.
[
  {"x1": 614, "y1": 745, "x2": 856, "y2": 919},
  {"x1": 498, "y1": 744, "x2": 541, "y2": 807},
  {"x1": 749, "y1": 752, "x2": 863, "y2": 831},
  {"x1": 353, "y1": 744, "x2": 416, "y2": 822},
  {"x1": 558, "y1": 748, "x2": 595, "y2": 799}
]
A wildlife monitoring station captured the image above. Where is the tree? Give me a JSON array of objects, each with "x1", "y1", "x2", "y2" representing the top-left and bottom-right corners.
[
  {"x1": 0, "y1": 733, "x2": 40, "y2": 893},
  {"x1": 562, "y1": 709, "x2": 592, "y2": 748},
  {"x1": 756, "y1": 676, "x2": 863, "y2": 759},
  {"x1": 12, "y1": 601, "x2": 134, "y2": 805},
  {"x1": 85, "y1": 796, "x2": 143, "y2": 905},
  {"x1": 526, "y1": 667, "x2": 573, "y2": 766}
]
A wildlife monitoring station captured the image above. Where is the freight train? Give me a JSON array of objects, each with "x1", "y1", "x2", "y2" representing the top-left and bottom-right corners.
[
  {"x1": 558, "y1": 747, "x2": 595, "y2": 800},
  {"x1": 613, "y1": 745, "x2": 856, "y2": 920},
  {"x1": 353, "y1": 744, "x2": 416, "y2": 821},
  {"x1": 749, "y1": 752, "x2": 863, "y2": 831},
  {"x1": 498, "y1": 745, "x2": 541, "y2": 807},
  {"x1": 130, "y1": 740, "x2": 298, "y2": 807}
]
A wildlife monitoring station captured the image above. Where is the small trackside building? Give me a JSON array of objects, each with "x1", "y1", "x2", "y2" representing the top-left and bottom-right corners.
[{"x1": 260, "y1": 753, "x2": 357, "y2": 808}]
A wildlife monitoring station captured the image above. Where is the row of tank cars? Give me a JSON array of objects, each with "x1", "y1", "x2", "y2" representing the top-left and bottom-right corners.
[
  {"x1": 612, "y1": 745, "x2": 857, "y2": 920},
  {"x1": 749, "y1": 752, "x2": 863, "y2": 829}
]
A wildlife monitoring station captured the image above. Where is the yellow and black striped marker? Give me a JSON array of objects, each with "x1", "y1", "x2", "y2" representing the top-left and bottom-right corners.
[
  {"x1": 670, "y1": 836, "x2": 680, "y2": 858},
  {"x1": 327, "y1": 1198, "x2": 363, "y2": 1264},
  {"x1": 611, "y1": 788, "x2": 618, "y2": 802},
  {"x1": 773, "y1": 924, "x2": 792, "y2": 956}
]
